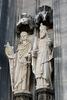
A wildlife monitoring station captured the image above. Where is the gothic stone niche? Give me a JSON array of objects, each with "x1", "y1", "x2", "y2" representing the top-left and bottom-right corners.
[{"x1": 5, "y1": 5, "x2": 54, "y2": 100}]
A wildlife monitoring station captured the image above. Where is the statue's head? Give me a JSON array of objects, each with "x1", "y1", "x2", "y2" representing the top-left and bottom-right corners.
[
  {"x1": 19, "y1": 31, "x2": 28, "y2": 44},
  {"x1": 35, "y1": 5, "x2": 53, "y2": 29}
]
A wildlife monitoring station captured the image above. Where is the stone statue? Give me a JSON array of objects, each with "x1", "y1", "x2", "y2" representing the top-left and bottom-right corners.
[
  {"x1": 32, "y1": 23, "x2": 53, "y2": 89},
  {"x1": 14, "y1": 31, "x2": 32, "y2": 93},
  {"x1": 31, "y1": 5, "x2": 53, "y2": 90}
]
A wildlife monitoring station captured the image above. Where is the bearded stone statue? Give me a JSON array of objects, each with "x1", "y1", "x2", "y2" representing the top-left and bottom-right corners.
[{"x1": 33, "y1": 23, "x2": 53, "y2": 89}]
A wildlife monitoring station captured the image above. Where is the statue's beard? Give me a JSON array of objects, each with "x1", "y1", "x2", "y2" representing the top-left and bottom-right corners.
[
  {"x1": 40, "y1": 32, "x2": 46, "y2": 39},
  {"x1": 40, "y1": 24, "x2": 47, "y2": 39}
]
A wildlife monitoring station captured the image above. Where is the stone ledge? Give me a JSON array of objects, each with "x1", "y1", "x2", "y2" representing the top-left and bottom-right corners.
[
  {"x1": 35, "y1": 88, "x2": 54, "y2": 95},
  {"x1": 35, "y1": 88, "x2": 54, "y2": 100},
  {"x1": 14, "y1": 91, "x2": 32, "y2": 100},
  {"x1": 14, "y1": 91, "x2": 32, "y2": 97}
]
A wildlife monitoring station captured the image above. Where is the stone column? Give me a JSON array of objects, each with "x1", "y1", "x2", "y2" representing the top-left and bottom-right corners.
[{"x1": 53, "y1": 0, "x2": 67, "y2": 100}]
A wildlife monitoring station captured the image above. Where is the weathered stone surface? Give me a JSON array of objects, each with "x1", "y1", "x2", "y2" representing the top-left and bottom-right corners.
[{"x1": 53, "y1": 0, "x2": 67, "y2": 100}]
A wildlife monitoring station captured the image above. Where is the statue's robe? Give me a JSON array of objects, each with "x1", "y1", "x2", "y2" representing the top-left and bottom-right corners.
[
  {"x1": 14, "y1": 32, "x2": 32, "y2": 93},
  {"x1": 35, "y1": 24, "x2": 53, "y2": 89}
]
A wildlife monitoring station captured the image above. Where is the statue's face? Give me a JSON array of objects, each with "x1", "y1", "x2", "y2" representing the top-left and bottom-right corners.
[
  {"x1": 20, "y1": 32, "x2": 28, "y2": 42},
  {"x1": 40, "y1": 24, "x2": 46, "y2": 38}
]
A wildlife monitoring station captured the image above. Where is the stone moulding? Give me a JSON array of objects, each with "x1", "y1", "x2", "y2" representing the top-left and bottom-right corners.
[
  {"x1": 14, "y1": 91, "x2": 32, "y2": 100},
  {"x1": 35, "y1": 88, "x2": 54, "y2": 100}
]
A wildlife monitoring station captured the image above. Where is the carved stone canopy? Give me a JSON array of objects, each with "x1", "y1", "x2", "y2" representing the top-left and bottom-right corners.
[
  {"x1": 16, "y1": 5, "x2": 53, "y2": 37},
  {"x1": 16, "y1": 13, "x2": 34, "y2": 35},
  {"x1": 35, "y1": 5, "x2": 53, "y2": 29}
]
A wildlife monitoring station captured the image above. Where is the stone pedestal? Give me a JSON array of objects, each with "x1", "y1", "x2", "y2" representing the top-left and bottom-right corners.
[
  {"x1": 35, "y1": 88, "x2": 54, "y2": 100},
  {"x1": 14, "y1": 91, "x2": 32, "y2": 100}
]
